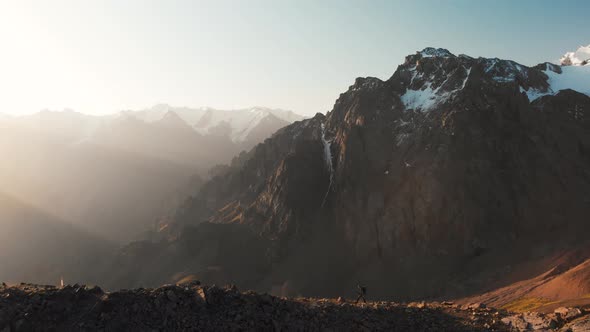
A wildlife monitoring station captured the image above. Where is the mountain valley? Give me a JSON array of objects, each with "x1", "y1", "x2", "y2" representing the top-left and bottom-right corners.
[{"x1": 2, "y1": 47, "x2": 590, "y2": 331}]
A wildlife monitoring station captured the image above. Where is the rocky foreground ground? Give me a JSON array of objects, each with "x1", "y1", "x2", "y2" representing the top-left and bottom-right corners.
[{"x1": 1, "y1": 283, "x2": 589, "y2": 331}]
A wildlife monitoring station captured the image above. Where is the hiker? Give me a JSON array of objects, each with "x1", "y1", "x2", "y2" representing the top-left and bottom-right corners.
[{"x1": 355, "y1": 283, "x2": 367, "y2": 304}]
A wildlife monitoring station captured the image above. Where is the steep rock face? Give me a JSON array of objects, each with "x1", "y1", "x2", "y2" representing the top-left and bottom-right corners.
[
  {"x1": 175, "y1": 115, "x2": 330, "y2": 239},
  {"x1": 127, "y1": 48, "x2": 590, "y2": 299},
  {"x1": 326, "y1": 53, "x2": 568, "y2": 257},
  {"x1": 319, "y1": 51, "x2": 590, "y2": 297}
]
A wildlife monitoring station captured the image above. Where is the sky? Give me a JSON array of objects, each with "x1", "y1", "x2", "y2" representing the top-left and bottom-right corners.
[{"x1": 0, "y1": 0, "x2": 588, "y2": 116}]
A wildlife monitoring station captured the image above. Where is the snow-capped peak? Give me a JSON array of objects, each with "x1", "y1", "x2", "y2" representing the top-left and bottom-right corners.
[
  {"x1": 399, "y1": 50, "x2": 471, "y2": 112},
  {"x1": 520, "y1": 57, "x2": 590, "y2": 101},
  {"x1": 398, "y1": 47, "x2": 590, "y2": 109},
  {"x1": 122, "y1": 105, "x2": 305, "y2": 143}
]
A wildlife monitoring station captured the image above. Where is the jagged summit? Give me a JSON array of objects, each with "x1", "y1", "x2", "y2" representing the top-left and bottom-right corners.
[
  {"x1": 347, "y1": 48, "x2": 589, "y2": 115},
  {"x1": 394, "y1": 48, "x2": 590, "y2": 110},
  {"x1": 418, "y1": 47, "x2": 455, "y2": 58}
]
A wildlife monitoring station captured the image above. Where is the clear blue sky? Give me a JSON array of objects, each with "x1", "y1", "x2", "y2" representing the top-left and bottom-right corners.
[{"x1": 0, "y1": 0, "x2": 588, "y2": 116}]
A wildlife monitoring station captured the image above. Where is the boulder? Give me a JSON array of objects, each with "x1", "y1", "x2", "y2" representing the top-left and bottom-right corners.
[{"x1": 554, "y1": 307, "x2": 583, "y2": 320}]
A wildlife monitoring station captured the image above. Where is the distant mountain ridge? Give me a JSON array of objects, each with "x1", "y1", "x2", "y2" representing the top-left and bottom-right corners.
[
  {"x1": 0, "y1": 105, "x2": 303, "y2": 250},
  {"x1": 0, "y1": 105, "x2": 305, "y2": 169},
  {"x1": 122, "y1": 104, "x2": 304, "y2": 143}
]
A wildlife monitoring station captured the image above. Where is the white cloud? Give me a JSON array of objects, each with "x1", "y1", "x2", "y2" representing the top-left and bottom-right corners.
[{"x1": 560, "y1": 44, "x2": 590, "y2": 66}]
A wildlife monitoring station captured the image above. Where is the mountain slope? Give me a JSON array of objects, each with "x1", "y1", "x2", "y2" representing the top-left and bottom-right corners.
[
  {"x1": 115, "y1": 48, "x2": 590, "y2": 301},
  {"x1": 0, "y1": 121, "x2": 202, "y2": 242},
  {"x1": 0, "y1": 192, "x2": 112, "y2": 285}
]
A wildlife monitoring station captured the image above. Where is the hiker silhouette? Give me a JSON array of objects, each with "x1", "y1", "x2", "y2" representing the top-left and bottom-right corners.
[{"x1": 355, "y1": 283, "x2": 367, "y2": 304}]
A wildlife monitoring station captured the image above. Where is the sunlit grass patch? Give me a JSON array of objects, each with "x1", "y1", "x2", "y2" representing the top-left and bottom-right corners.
[{"x1": 502, "y1": 297, "x2": 556, "y2": 312}]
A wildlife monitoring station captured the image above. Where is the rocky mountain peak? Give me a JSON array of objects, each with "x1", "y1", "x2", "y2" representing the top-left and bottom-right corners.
[
  {"x1": 418, "y1": 47, "x2": 455, "y2": 58},
  {"x1": 117, "y1": 47, "x2": 590, "y2": 301},
  {"x1": 402, "y1": 48, "x2": 453, "y2": 68},
  {"x1": 393, "y1": 48, "x2": 590, "y2": 110}
]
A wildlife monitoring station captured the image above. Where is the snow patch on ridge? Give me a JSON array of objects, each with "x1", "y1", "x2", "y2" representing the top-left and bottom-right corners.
[
  {"x1": 545, "y1": 64, "x2": 590, "y2": 96},
  {"x1": 521, "y1": 64, "x2": 590, "y2": 101},
  {"x1": 401, "y1": 85, "x2": 446, "y2": 111},
  {"x1": 519, "y1": 86, "x2": 548, "y2": 101},
  {"x1": 460, "y1": 68, "x2": 472, "y2": 90},
  {"x1": 401, "y1": 66, "x2": 471, "y2": 112}
]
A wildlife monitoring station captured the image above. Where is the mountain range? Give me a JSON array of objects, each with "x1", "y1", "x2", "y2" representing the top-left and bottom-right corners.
[
  {"x1": 0, "y1": 106, "x2": 303, "y2": 168},
  {"x1": 0, "y1": 106, "x2": 303, "y2": 242},
  {"x1": 103, "y1": 47, "x2": 590, "y2": 312},
  {"x1": 2, "y1": 47, "x2": 590, "y2": 314}
]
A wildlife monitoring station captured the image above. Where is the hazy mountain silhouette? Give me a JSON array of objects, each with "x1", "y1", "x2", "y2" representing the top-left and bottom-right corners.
[
  {"x1": 0, "y1": 107, "x2": 302, "y2": 242},
  {"x1": 0, "y1": 192, "x2": 112, "y2": 286}
]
